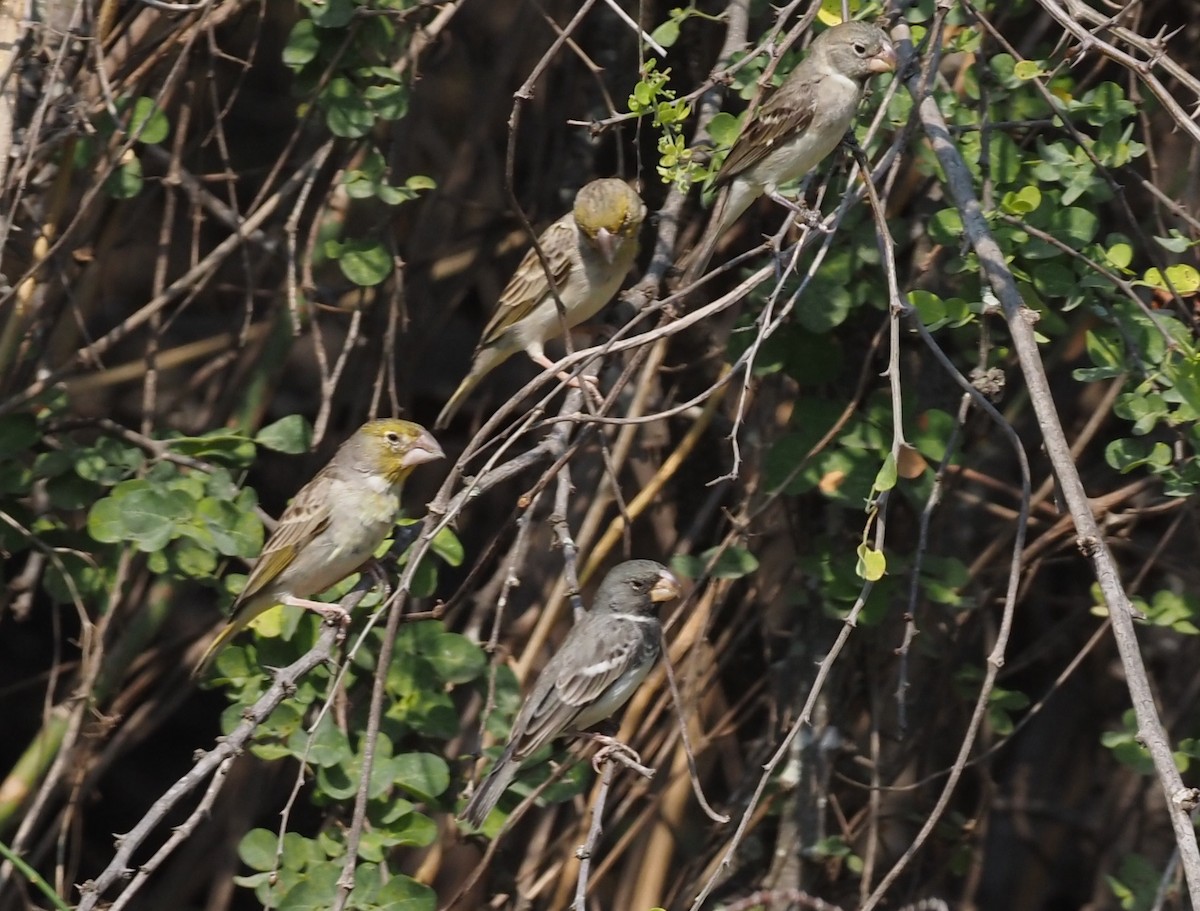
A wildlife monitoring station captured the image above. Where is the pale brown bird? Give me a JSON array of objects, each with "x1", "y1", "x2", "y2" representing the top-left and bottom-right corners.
[
  {"x1": 681, "y1": 21, "x2": 896, "y2": 282},
  {"x1": 435, "y1": 178, "x2": 647, "y2": 429},
  {"x1": 195, "y1": 420, "x2": 444, "y2": 674}
]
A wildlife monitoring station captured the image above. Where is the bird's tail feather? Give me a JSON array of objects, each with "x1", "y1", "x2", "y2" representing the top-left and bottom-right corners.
[
  {"x1": 192, "y1": 600, "x2": 261, "y2": 677},
  {"x1": 680, "y1": 185, "x2": 741, "y2": 286},
  {"x1": 460, "y1": 753, "x2": 519, "y2": 828},
  {"x1": 434, "y1": 371, "x2": 482, "y2": 431},
  {"x1": 679, "y1": 218, "x2": 723, "y2": 287}
]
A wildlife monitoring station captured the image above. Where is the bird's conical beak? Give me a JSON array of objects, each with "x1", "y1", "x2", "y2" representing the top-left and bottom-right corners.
[
  {"x1": 650, "y1": 569, "x2": 682, "y2": 603},
  {"x1": 593, "y1": 227, "x2": 617, "y2": 265},
  {"x1": 401, "y1": 429, "x2": 445, "y2": 468},
  {"x1": 869, "y1": 41, "x2": 897, "y2": 74}
]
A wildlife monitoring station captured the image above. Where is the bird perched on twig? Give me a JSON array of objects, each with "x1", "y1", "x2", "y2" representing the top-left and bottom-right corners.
[
  {"x1": 680, "y1": 21, "x2": 896, "y2": 283},
  {"x1": 194, "y1": 419, "x2": 444, "y2": 675},
  {"x1": 435, "y1": 178, "x2": 647, "y2": 430},
  {"x1": 459, "y1": 560, "x2": 681, "y2": 828}
]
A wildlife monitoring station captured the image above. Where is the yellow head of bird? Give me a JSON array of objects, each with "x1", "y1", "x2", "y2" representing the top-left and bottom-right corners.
[
  {"x1": 351, "y1": 419, "x2": 444, "y2": 486},
  {"x1": 573, "y1": 178, "x2": 647, "y2": 264}
]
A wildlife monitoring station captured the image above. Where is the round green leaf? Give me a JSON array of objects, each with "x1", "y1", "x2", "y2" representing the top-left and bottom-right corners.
[
  {"x1": 391, "y1": 752, "x2": 450, "y2": 800},
  {"x1": 256, "y1": 415, "x2": 313, "y2": 454},
  {"x1": 707, "y1": 112, "x2": 740, "y2": 147},
  {"x1": 1143, "y1": 264, "x2": 1200, "y2": 295},
  {"x1": 1013, "y1": 59, "x2": 1045, "y2": 80},
  {"x1": 104, "y1": 153, "x2": 144, "y2": 199},
  {"x1": 702, "y1": 544, "x2": 759, "y2": 579},
  {"x1": 129, "y1": 97, "x2": 169, "y2": 144},
  {"x1": 337, "y1": 239, "x2": 392, "y2": 287},
  {"x1": 856, "y1": 544, "x2": 887, "y2": 581},
  {"x1": 323, "y1": 77, "x2": 375, "y2": 138},
  {"x1": 430, "y1": 525, "x2": 463, "y2": 566},
  {"x1": 371, "y1": 875, "x2": 435, "y2": 911},
  {"x1": 283, "y1": 19, "x2": 320, "y2": 67},
  {"x1": 306, "y1": 0, "x2": 354, "y2": 27},
  {"x1": 238, "y1": 828, "x2": 279, "y2": 872},
  {"x1": 1105, "y1": 242, "x2": 1133, "y2": 270},
  {"x1": 426, "y1": 631, "x2": 486, "y2": 684}
]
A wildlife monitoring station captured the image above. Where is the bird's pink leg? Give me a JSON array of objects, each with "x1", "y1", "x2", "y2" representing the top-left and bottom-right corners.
[
  {"x1": 530, "y1": 352, "x2": 604, "y2": 408},
  {"x1": 764, "y1": 189, "x2": 826, "y2": 231},
  {"x1": 283, "y1": 596, "x2": 352, "y2": 626}
]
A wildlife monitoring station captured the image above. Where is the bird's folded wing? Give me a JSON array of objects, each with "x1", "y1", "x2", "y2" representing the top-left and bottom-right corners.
[
  {"x1": 238, "y1": 470, "x2": 333, "y2": 602},
  {"x1": 517, "y1": 627, "x2": 640, "y2": 756},
  {"x1": 480, "y1": 217, "x2": 576, "y2": 347},
  {"x1": 716, "y1": 81, "x2": 819, "y2": 183}
]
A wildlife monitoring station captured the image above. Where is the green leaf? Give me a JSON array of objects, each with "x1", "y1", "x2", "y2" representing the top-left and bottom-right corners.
[
  {"x1": 364, "y1": 81, "x2": 409, "y2": 121},
  {"x1": 73, "y1": 438, "x2": 145, "y2": 484},
  {"x1": 650, "y1": 19, "x2": 679, "y2": 48},
  {"x1": 1049, "y1": 206, "x2": 1098, "y2": 248},
  {"x1": 336, "y1": 239, "x2": 392, "y2": 287},
  {"x1": 1000, "y1": 185, "x2": 1041, "y2": 215},
  {"x1": 371, "y1": 875, "x2": 436, "y2": 911},
  {"x1": 1106, "y1": 854, "x2": 1161, "y2": 911},
  {"x1": 425, "y1": 631, "x2": 485, "y2": 684},
  {"x1": 1153, "y1": 230, "x2": 1195, "y2": 254},
  {"x1": 1141, "y1": 264, "x2": 1200, "y2": 295},
  {"x1": 908, "y1": 290, "x2": 944, "y2": 326},
  {"x1": 928, "y1": 208, "x2": 964, "y2": 245},
  {"x1": 239, "y1": 828, "x2": 279, "y2": 872},
  {"x1": 1013, "y1": 59, "x2": 1045, "y2": 80},
  {"x1": 874, "y1": 453, "x2": 897, "y2": 492},
  {"x1": 391, "y1": 752, "x2": 450, "y2": 800},
  {"x1": 196, "y1": 497, "x2": 263, "y2": 557},
  {"x1": 323, "y1": 77, "x2": 375, "y2": 138},
  {"x1": 856, "y1": 544, "x2": 886, "y2": 581},
  {"x1": 701, "y1": 544, "x2": 759, "y2": 579},
  {"x1": 168, "y1": 430, "x2": 257, "y2": 464},
  {"x1": 707, "y1": 112, "x2": 740, "y2": 147},
  {"x1": 301, "y1": 712, "x2": 353, "y2": 767},
  {"x1": 256, "y1": 415, "x2": 313, "y2": 454},
  {"x1": 128, "y1": 97, "x2": 169, "y2": 144},
  {"x1": 376, "y1": 811, "x2": 437, "y2": 849},
  {"x1": 283, "y1": 19, "x2": 320, "y2": 67},
  {"x1": 1105, "y1": 438, "x2": 1171, "y2": 474},
  {"x1": 104, "y1": 152, "x2": 144, "y2": 199},
  {"x1": 430, "y1": 525, "x2": 463, "y2": 566},
  {"x1": 87, "y1": 482, "x2": 191, "y2": 550},
  {"x1": 1105, "y1": 242, "x2": 1133, "y2": 270},
  {"x1": 306, "y1": 0, "x2": 355, "y2": 27}
]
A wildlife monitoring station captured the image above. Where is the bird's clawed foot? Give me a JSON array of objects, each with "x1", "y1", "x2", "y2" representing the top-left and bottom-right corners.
[
  {"x1": 284, "y1": 596, "x2": 352, "y2": 629},
  {"x1": 577, "y1": 733, "x2": 650, "y2": 777},
  {"x1": 766, "y1": 190, "x2": 828, "y2": 234},
  {"x1": 532, "y1": 354, "x2": 605, "y2": 409}
]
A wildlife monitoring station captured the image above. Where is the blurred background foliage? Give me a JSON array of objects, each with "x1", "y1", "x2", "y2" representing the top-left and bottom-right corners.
[{"x1": 1, "y1": 0, "x2": 1200, "y2": 909}]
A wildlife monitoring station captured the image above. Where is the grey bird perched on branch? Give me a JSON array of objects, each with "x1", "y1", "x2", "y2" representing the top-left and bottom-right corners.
[
  {"x1": 680, "y1": 20, "x2": 896, "y2": 284},
  {"x1": 460, "y1": 560, "x2": 681, "y2": 828}
]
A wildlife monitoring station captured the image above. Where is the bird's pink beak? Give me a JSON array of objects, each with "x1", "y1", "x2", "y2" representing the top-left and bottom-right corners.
[
  {"x1": 869, "y1": 41, "x2": 897, "y2": 74},
  {"x1": 593, "y1": 227, "x2": 617, "y2": 264},
  {"x1": 650, "y1": 569, "x2": 682, "y2": 603},
  {"x1": 401, "y1": 429, "x2": 445, "y2": 468}
]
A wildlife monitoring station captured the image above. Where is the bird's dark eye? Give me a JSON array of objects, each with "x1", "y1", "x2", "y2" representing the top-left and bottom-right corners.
[
  {"x1": 385, "y1": 431, "x2": 402, "y2": 445},
  {"x1": 631, "y1": 580, "x2": 646, "y2": 591},
  {"x1": 853, "y1": 42, "x2": 867, "y2": 55}
]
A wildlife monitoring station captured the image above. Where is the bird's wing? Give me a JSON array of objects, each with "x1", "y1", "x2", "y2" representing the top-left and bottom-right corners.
[
  {"x1": 238, "y1": 467, "x2": 334, "y2": 602},
  {"x1": 515, "y1": 619, "x2": 644, "y2": 757},
  {"x1": 480, "y1": 217, "x2": 576, "y2": 347},
  {"x1": 716, "y1": 78, "x2": 820, "y2": 183}
]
